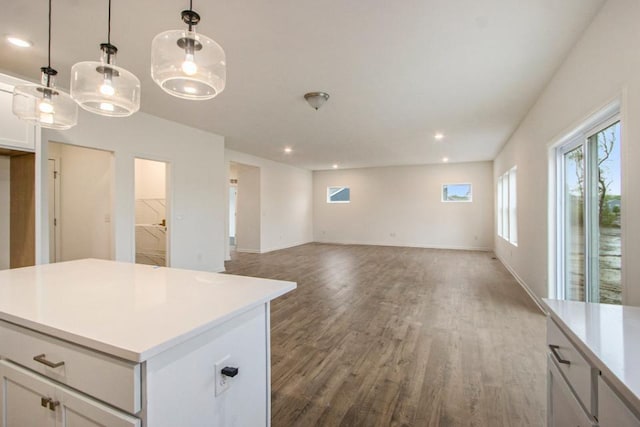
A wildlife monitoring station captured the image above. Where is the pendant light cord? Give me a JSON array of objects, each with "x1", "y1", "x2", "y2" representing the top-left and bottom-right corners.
[
  {"x1": 107, "y1": 0, "x2": 111, "y2": 45},
  {"x1": 47, "y1": 0, "x2": 52, "y2": 69}
]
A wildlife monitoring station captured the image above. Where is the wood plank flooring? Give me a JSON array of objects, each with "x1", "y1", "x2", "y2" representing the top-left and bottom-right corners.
[{"x1": 224, "y1": 243, "x2": 546, "y2": 426}]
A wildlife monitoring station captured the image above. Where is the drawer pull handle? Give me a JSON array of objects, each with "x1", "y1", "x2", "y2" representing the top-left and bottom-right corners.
[
  {"x1": 48, "y1": 400, "x2": 60, "y2": 411},
  {"x1": 549, "y1": 344, "x2": 571, "y2": 365},
  {"x1": 41, "y1": 397, "x2": 51, "y2": 408},
  {"x1": 33, "y1": 354, "x2": 65, "y2": 368}
]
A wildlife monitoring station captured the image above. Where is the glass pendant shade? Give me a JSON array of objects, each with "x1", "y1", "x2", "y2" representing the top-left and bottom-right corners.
[
  {"x1": 151, "y1": 29, "x2": 226, "y2": 100},
  {"x1": 71, "y1": 47, "x2": 141, "y2": 117},
  {"x1": 12, "y1": 70, "x2": 78, "y2": 130}
]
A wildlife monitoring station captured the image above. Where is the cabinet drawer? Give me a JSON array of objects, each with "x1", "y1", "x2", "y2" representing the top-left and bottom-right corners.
[
  {"x1": 547, "y1": 317, "x2": 596, "y2": 416},
  {"x1": 0, "y1": 320, "x2": 140, "y2": 414}
]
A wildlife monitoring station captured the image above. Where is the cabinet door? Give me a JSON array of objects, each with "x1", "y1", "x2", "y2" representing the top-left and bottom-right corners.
[
  {"x1": 598, "y1": 376, "x2": 640, "y2": 427},
  {"x1": 57, "y1": 381, "x2": 141, "y2": 427},
  {"x1": 0, "y1": 83, "x2": 36, "y2": 152},
  {"x1": 0, "y1": 360, "x2": 139, "y2": 427},
  {"x1": 547, "y1": 356, "x2": 597, "y2": 427},
  {"x1": 0, "y1": 360, "x2": 57, "y2": 427}
]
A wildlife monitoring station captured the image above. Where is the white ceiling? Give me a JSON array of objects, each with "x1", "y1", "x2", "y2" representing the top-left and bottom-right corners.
[{"x1": 0, "y1": 0, "x2": 604, "y2": 170}]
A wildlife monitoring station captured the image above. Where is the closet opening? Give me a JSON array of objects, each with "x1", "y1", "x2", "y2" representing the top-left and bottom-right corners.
[{"x1": 135, "y1": 158, "x2": 169, "y2": 266}]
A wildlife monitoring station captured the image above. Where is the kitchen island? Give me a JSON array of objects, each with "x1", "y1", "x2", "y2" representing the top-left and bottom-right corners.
[
  {"x1": 0, "y1": 259, "x2": 296, "y2": 426},
  {"x1": 543, "y1": 299, "x2": 640, "y2": 426}
]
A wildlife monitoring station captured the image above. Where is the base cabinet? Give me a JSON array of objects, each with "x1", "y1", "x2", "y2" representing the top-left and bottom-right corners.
[
  {"x1": 547, "y1": 355, "x2": 597, "y2": 427},
  {"x1": 598, "y1": 376, "x2": 640, "y2": 427},
  {"x1": 0, "y1": 360, "x2": 140, "y2": 427},
  {"x1": 0, "y1": 303, "x2": 271, "y2": 426}
]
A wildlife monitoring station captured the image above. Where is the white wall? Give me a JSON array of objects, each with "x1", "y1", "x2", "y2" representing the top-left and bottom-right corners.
[
  {"x1": 135, "y1": 158, "x2": 166, "y2": 200},
  {"x1": 224, "y1": 150, "x2": 313, "y2": 258},
  {"x1": 313, "y1": 162, "x2": 493, "y2": 250},
  {"x1": 39, "y1": 109, "x2": 226, "y2": 272},
  {"x1": 50, "y1": 142, "x2": 113, "y2": 262},
  {"x1": 0, "y1": 156, "x2": 9, "y2": 269},
  {"x1": 494, "y1": 0, "x2": 640, "y2": 306},
  {"x1": 235, "y1": 163, "x2": 261, "y2": 253}
]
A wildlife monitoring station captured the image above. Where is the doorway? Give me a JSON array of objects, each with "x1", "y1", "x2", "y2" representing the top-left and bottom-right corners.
[
  {"x1": 0, "y1": 148, "x2": 35, "y2": 269},
  {"x1": 229, "y1": 185, "x2": 237, "y2": 248},
  {"x1": 135, "y1": 158, "x2": 168, "y2": 266},
  {"x1": 48, "y1": 142, "x2": 114, "y2": 262},
  {"x1": 230, "y1": 162, "x2": 260, "y2": 253}
]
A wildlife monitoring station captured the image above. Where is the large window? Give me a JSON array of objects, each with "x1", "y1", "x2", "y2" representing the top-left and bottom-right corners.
[
  {"x1": 557, "y1": 118, "x2": 621, "y2": 304},
  {"x1": 497, "y1": 166, "x2": 517, "y2": 245}
]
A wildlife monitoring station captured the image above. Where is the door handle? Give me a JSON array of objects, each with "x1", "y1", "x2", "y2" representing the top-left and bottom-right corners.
[
  {"x1": 549, "y1": 344, "x2": 571, "y2": 365},
  {"x1": 33, "y1": 353, "x2": 65, "y2": 368}
]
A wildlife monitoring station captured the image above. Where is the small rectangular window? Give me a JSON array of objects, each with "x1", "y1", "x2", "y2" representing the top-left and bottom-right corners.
[
  {"x1": 327, "y1": 186, "x2": 350, "y2": 203},
  {"x1": 496, "y1": 166, "x2": 517, "y2": 246},
  {"x1": 497, "y1": 176, "x2": 503, "y2": 237},
  {"x1": 442, "y1": 183, "x2": 472, "y2": 202},
  {"x1": 508, "y1": 167, "x2": 517, "y2": 245}
]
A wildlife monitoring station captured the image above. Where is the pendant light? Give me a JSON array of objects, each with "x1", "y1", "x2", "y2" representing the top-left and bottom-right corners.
[
  {"x1": 12, "y1": 0, "x2": 78, "y2": 130},
  {"x1": 70, "y1": 0, "x2": 140, "y2": 117},
  {"x1": 151, "y1": 0, "x2": 226, "y2": 100}
]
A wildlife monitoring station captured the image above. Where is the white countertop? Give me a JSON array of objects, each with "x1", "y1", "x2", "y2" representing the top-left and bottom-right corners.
[
  {"x1": 543, "y1": 299, "x2": 640, "y2": 413},
  {"x1": 0, "y1": 259, "x2": 296, "y2": 362}
]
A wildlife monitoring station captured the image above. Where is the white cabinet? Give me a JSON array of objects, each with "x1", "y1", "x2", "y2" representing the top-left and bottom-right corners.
[
  {"x1": 546, "y1": 310, "x2": 640, "y2": 427},
  {"x1": 598, "y1": 376, "x2": 640, "y2": 427},
  {"x1": 0, "y1": 360, "x2": 139, "y2": 427},
  {"x1": 0, "y1": 76, "x2": 36, "y2": 152},
  {"x1": 547, "y1": 355, "x2": 597, "y2": 427},
  {"x1": 0, "y1": 304, "x2": 271, "y2": 426}
]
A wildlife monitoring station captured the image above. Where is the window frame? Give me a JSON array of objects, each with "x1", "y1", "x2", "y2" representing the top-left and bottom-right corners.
[
  {"x1": 555, "y1": 113, "x2": 621, "y2": 302},
  {"x1": 326, "y1": 186, "x2": 351, "y2": 204},
  {"x1": 496, "y1": 166, "x2": 517, "y2": 246},
  {"x1": 441, "y1": 183, "x2": 473, "y2": 203}
]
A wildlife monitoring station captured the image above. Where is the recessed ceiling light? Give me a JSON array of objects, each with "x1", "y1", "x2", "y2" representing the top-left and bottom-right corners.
[
  {"x1": 6, "y1": 36, "x2": 32, "y2": 48},
  {"x1": 284, "y1": 147, "x2": 292, "y2": 154},
  {"x1": 434, "y1": 132, "x2": 444, "y2": 140},
  {"x1": 442, "y1": 157, "x2": 449, "y2": 163},
  {"x1": 332, "y1": 164, "x2": 338, "y2": 169}
]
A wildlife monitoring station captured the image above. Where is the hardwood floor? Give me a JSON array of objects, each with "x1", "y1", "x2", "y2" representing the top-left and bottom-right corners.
[{"x1": 224, "y1": 243, "x2": 546, "y2": 426}]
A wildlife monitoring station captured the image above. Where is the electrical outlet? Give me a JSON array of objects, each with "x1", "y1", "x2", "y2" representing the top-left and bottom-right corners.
[{"x1": 215, "y1": 355, "x2": 231, "y2": 396}]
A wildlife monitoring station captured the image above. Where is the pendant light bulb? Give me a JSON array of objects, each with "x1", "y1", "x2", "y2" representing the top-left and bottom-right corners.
[
  {"x1": 11, "y1": 0, "x2": 78, "y2": 129},
  {"x1": 38, "y1": 98, "x2": 54, "y2": 113},
  {"x1": 99, "y1": 79, "x2": 115, "y2": 96},
  {"x1": 182, "y1": 53, "x2": 198, "y2": 76}
]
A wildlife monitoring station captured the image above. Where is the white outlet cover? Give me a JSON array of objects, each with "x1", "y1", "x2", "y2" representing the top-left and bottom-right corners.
[{"x1": 215, "y1": 355, "x2": 231, "y2": 397}]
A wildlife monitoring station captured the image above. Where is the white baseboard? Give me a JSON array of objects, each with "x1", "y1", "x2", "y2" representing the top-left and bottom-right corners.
[
  {"x1": 259, "y1": 240, "x2": 313, "y2": 254},
  {"x1": 235, "y1": 248, "x2": 261, "y2": 254},
  {"x1": 313, "y1": 239, "x2": 491, "y2": 252},
  {"x1": 495, "y1": 254, "x2": 547, "y2": 314}
]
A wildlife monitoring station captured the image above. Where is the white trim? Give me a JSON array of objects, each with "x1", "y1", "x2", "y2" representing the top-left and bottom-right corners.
[
  {"x1": 235, "y1": 248, "x2": 261, "y2": 254},
  {"x1": 313, "y1": 240, "x2": 492, "y2": 252},
  {"x1": 496, "y1": 253, "x2": 547, "y2": 314}
]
